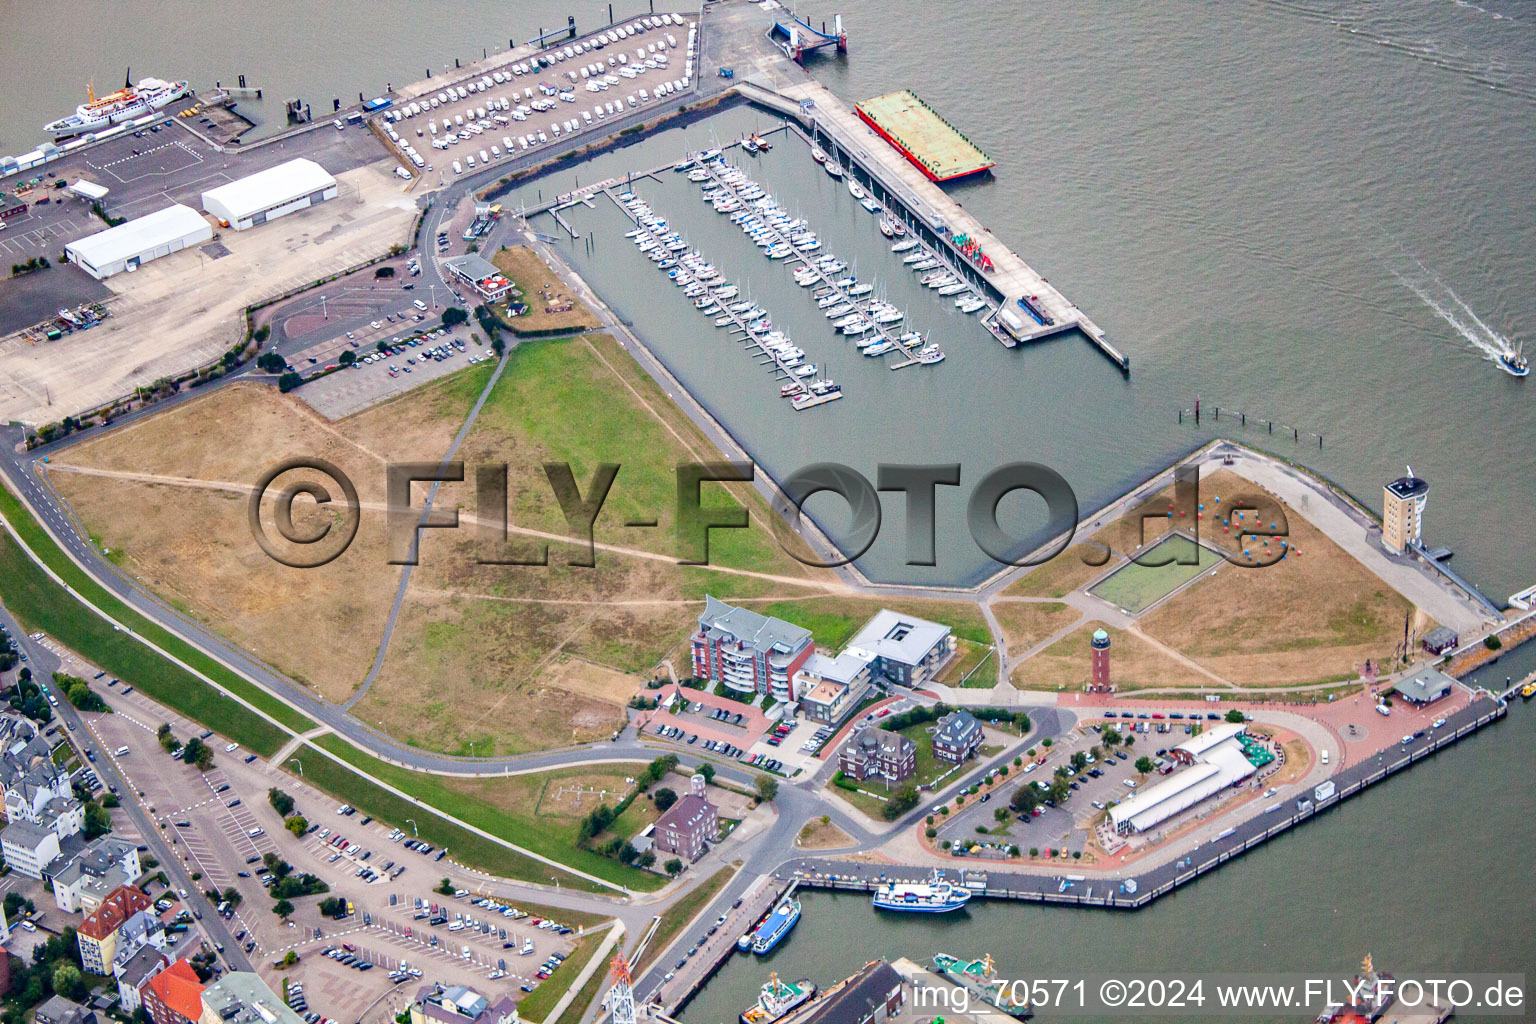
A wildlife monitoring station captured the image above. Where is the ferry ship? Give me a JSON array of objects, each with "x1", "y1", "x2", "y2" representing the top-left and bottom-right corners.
[
  {"x1": 747, "y1": 896, "x2": 801, "y2": 954},
  {"x1": 739, "y1": 974, "x2": 816, "y2": 1024},
  {"x1": 871, "y1": 870, "x2": 972, "y2": 913},
  {"x1": 45, "y1": 76, "x2": 190, "y2": 140},
  {"x1": 1497, "y1": 345, "x2": 1529, "y2": 378},
  {"x1": 932, "y1": 954, "x2": 1032, "y2": 1019}
]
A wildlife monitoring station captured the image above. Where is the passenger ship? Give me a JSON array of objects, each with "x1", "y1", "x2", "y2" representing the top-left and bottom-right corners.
[
  {"x1": 871, "y1": 870, "x2": 972, "y2": 913},
  {"x1": 45, "y1": 77, "x2": 191, "y2": 139}
]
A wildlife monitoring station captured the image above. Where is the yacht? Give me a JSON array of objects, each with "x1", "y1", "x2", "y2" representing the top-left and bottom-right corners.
[
  {"x1": 863, "y1": 340, "x2": 895, "y2": 356},
  {"x1": 892, "y1": 238, "x2": 921, "y2": 253},
  {"x1": 825, "y1": 162, "x2": 845, "y2": 180},
  {"x1": 1498, "y1": 346, "x2": 1529, "y2": 377},
  {"x1": 848, "y1": 178, "x2": 866, "y2": 200}
]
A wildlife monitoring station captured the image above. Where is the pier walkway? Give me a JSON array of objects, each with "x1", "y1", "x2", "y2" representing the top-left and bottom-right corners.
[{"x1": 736, "y1": 79, "x2": 1128, "y2": 370}]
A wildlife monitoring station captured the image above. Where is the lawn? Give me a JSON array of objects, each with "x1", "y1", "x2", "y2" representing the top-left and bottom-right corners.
[
  {"x1": 517, "y1": 928, "x2": 607, "y2": 1022},
  {"x1": 636, "y1": 863, "x2": 737, "y2": 974},
  {"x1": 990, "y1": 601, "x2": 1081, "y2": 655},
  {"x1": 491, "y1": 246, "x2": 602, "y2": 335},
  {"x1": 1012, "y1": 621, "x2": 1199, "y2": 691},
  {"x1": 828, "y1": 720, "x2": 961, "y2": 818},
  {"x1": 1088, "y1": 534, "x2": 1220, "y2": 614},
  {"x1": 935, "y1": 639, "x2": 995, "y2": 688},
  {"x1": 754, "y1": 596, "x2": 992, "y2": 650}
]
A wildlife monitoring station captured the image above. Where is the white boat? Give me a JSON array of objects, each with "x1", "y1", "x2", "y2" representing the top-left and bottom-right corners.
[
  {"x1": 938, "y1": 281, "x2": 970, "y2": 296},
  {"x1": 45, "y1": 76, "x2": 190, "y2": 139},
  {"x1": 847, "y1": 282, "x2": 874, "y2": 297},
  {"x1": 892, "y1": 238, "x2": 921, "y2": 253},
  {"x1": 872, "y1": 871, "x2": 972, "y2": 913},
  {"x1": 864, "y1": 341, "x2": 895, "y2": 356},
  {"x1": 793, "y1": 364, "x2": 818, "y2": 377},
  {"x1": 848, "y1": 178, "x2": 866, "y2": 200},
  {"x1": 825, "y1": 162, "x2": 845, "y2": 180},
  {"x1": 810, "y1": 146, "x2": 828, "y2": 164},
  {"x1": 860, "y1": 196, "x2": 881, "y2": 213},
  {"x1": 956, "y1": 296, "x2": 986, "y2": 314},
  {"x1": 915, "y1": 345, "x2": 946, "y2": 364}
]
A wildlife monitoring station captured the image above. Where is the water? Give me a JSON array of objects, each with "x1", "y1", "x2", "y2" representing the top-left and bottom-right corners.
[{"x1": 4, "y1": 0, "x2": 1535, "y2": 998}]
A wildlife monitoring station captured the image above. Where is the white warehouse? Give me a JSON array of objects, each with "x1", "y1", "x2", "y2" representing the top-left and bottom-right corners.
[
  {"x1": 201, "y1": 158, "x2": 338, "y2": 230},
  {"x1": 1108, "y1": 723, "x2": 1257, "y2": 836},
  {"x1": 64, "y1": 204, "x2": 212, "y2": 280}
]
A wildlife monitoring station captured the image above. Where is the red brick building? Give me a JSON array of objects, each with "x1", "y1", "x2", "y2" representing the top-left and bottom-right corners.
[
  {"x1": 838, "y1": 727, "x2": 915, "y2": 786},
  {"x1": 142, "y1": 958, "x2": 205, "y2": 1024},
  {"x1": 652, "y1": 793, "x2": 718, "y2": 863}
]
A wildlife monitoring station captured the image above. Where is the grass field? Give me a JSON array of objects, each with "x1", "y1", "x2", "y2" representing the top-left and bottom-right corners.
[
  {"x1": 353, "y1": 332, "x2": 831, "y2": 754},
  {"x1": 991, "y1": 601, "x2": 1082, "y2": 655},
  {"x1": 636, "y1": 863, "x2": 736, "y2": 974},
  {"x1": 754, "y1": 596, "x2": 992, "y2": 650},
  {"x1": 517, "y1": 927, "x2": 609, "y2": 1022},
  {"x1": 0, "y1": 483, "x2": 307, "y2": 754},
  {"x1": 491, "y1": 246, "x2": 601, "y2": 335},
  {"x1": 1089, "y1": 534, "x2": 1220, "y2": 614},
  {"x1": 48, "y1": 374, "x2": 492, "y2": 702},
  {"x1": 1012, "y1": 621, "x2": 1199, "y2": 691},
  {"x1": 935, "y1": 639, "x2": 995, "y2": 688}
]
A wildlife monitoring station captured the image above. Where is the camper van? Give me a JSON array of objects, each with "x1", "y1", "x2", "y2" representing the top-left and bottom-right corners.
[{"x1": 452, "y1": 160, "x2": 463, "y2": 174}]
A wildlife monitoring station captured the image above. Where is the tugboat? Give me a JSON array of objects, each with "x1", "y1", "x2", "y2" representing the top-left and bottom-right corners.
[
  {"x1": 932, "y1": 955, "x2": 1032, "y2": 1019},
  {"x1": 1315, "y1": 954, "x2": 1399, "y2": 1023},
  {"x1": 740, "y1": 974, "x2": 816, "y2": 1024},
  {"x1": 1498, "y1": 344, "x2": 1529, "y2": 377},
  {"x1": 872, "y1": 869, "x2": 972, "y2": 913}
]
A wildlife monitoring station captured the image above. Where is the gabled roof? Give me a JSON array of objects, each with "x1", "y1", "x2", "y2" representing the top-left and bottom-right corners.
[
  {"x1": 932, "y1": 709, "x2": 980, "y2": 746},
  {"x1": 146, "y1": 959, "x2": 205, "y2": 1022},
  {"x1": 655, "y1": 793, "x2": 716, "y2": 834},
  {"x1": 80, "y1": 884, "x2": 152, "y2": 940}
]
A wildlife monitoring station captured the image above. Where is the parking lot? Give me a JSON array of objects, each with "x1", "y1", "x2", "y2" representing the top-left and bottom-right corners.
[{"x1": 383, "y1": 14, "x2": 697, "y2": 181}]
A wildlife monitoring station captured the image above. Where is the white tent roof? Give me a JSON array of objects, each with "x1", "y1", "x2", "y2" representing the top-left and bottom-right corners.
[
  {"x1": 201, "y1": 158, "x2": 336, "y2": 220},
  {"x1": 68, "y1": 180, "x2": 109, "y2": 200},
  {"x1": 65, "y1": 204, "x2": 208, "y2": 267}
]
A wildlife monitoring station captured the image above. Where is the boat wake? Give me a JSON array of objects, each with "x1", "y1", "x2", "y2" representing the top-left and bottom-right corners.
[{"x1": 1392, "y1": 259, "x2": 1518, "y2": 363}]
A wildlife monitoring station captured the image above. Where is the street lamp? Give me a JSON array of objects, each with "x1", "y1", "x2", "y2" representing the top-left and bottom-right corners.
[
  {"x1": 289, "y1": 757, "x2": 302, "y2": 776},
  {"x1": 321, "y1": 294, "x2": 328, "y2": 319},
  {"x1": 405, "y1": 818, "x2": 418, "y2": 836}
]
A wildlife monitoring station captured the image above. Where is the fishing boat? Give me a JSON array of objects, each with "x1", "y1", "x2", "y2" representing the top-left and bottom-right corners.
[
  {"x1": 810, "y1": 146, "x2": 828, "y2": 164},
  {"x1": 871, "y1": 870, "x2": 972, "y2": 913},
  {"x1": 848, "y1": 178, "x2": 866, "y2": 200},
  {"x1": 1498, "y1": 345, "x2": 1529, "y2": 377},
  {"x1": 892, "y1": 238, "x2": 921, "y2": 253},
  {"x1": 1521, "y1": 680, "x2": 1536, "y2": 700},
  {"x1": 932, "y1": 955, "x2": 1031, "y2": 1019},
  {"x1": 740, "y1": 975, "x2": 816, "y2": 1024}
]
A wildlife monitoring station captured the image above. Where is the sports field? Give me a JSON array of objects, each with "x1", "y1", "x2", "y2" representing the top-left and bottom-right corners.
[{"x1": 1089, "y1": 534, "x2": 1219, "y2": 614}]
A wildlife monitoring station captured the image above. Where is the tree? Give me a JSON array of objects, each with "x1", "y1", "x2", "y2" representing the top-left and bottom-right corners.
[
  {"x1": 1135, "y1": 756, "x2": 1156, "y2": 774},
  {"x1": 181, "y1": 737, "x2": 214, "y2": 770},
  {"x1": 277, "y1": 371, "x2": 303, "y2": 393},
  {"x1": 222, "y1": 887, "x2": 242, "y2": 908},
  {"x1": 653, "y1": 788, "x2": 678, "y2": 813},
  {"x1": 1070, "y1": 751, "x2": 1088, "y2": 771},
  {"x1": 1226, "y1": 709, "x2": 1246, "y2": 724},
  {"x1": 52, "y1": 963, "x2": 86, "y2": 1001},
  {"x1": 755, "y1": 776, "x2": 779, "y2": 802},
  {"x1": 664, "y1": 858, "x2": 683, "y2": 877},
  {"x1": 697, "y1": 763, "x2": 715, "y2": 785},
  {"x1": 882, "y1": 785, "x2": 919, "y2": 821},
  {"x1": 254, "y1": 325, "x2": 271, "y2": 343},
  {"x1": 441, "y1": 306, "x2": 470, "y2": 329},
  {"x1": 285, "y1": 815, "x2": 309, "y2": 837},
  {"x1": 1102, "y1": 727, "x2": 1122, "y2": 747},
  {"x1": 318, "y1": 897, "x2": 348, "y2": 918},
  {"x1": 1048, "y1": 779, "x2": 1070, "y2": 804},
  {"x1": 272, "y1": 899, "x2": 295, "y2": 919},
  {"x1": 256, "y1": 352, "x2": 286, "y2": 373},
  {"x1": 269, "y1": 789, "x2": 295, "y2": 817},
  {"x1": 1010, "y1": 783, "x2": 1040, "y2": 816},
  {"x1": 83, "y1": 801, "x2": 112, "y2": 839},
  {"x1": 435, "y1": 877, "x2": 454, "y2": 896},
  {"x1": 280, "y1": 950, "x2": 299, "y2": 967},
  {"x1": 993, "y1": 806, "x2": 1011, "y2": 824},
  {"x1": 157, "y1": 723, "x2": 179, "y2": 754},
  {"x1": 339, "y1": 350, "x2": 356, "y2": 366}
]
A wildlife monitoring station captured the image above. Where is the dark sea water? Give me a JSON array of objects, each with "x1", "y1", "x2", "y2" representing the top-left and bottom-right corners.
[{"x1": 4, "y1": 0, "x2": 1534, "y2": 1011}]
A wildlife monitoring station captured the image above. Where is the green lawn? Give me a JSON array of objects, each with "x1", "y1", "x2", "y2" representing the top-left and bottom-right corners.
[
  {"x1": 1088, "y1": 534, "x2": 1219, "y2": 614},
  {"x1": 517, "y1": 929, "x2": 607, "y2": 1023},
  {"x1": 310, "y1": 734, "x2": 665, "y2": 892},
  {"x1": 829, "y1": 721, "x2": 962, "y2": 819},
  {"x1": 756, "y1": 596, "x2": 993, "y2": 650},
  {"x1": 0, "y1": 482, "x2": 313, "y2": 751},
  {"x1": 636, "y1": 863, "x2": 736, "y2": 974}
]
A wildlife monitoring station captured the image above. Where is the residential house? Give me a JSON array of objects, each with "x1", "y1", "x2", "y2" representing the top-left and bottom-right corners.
[
  {"x1": 142, "y1": 959, "x2": 204, "y2": 1024},
  {"x1": 78, "y1": 884, "x2": 153, "y2": 975},
  {"x1": 930, "y1": 710, "x2": 982, "y2": 764},
  {"x1": 794, "y1": 650, "x2": 874, "y2": 726},
  {"x1": 1, "y1": 818, "x2": 61, "y2": 879},
  {"x1": 837, "y1": 727, "x2": 915, "y2": 786},
  {"x1": 844, "y1": 611, "x2": 953, "y2": 688},
  {"x1": 651, "y1": 793, "x2": 718, "y2": 863},
  {"x1": 691, "y1": 596, "x2": 813, "y2": 700},
  {"x1": 115, "y1": 945, "x2": 169, "y2": 1013},
  {"x1": 35, "y1": 996, "x2": 94, "y2": 1024},
  {"x1": 52, "y1": 835, "x2": 143, "y2": 913}
]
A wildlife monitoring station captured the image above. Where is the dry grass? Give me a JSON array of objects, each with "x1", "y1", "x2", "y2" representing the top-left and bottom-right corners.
[
  {"x1": 796, "y1": 817, "x2": 854, "y2": 850},
  {"x1": 991, "y1": 601, "x2": 1082, "y2": 654},
  {"x1": 47, "y1": 378, "x2": 484, "y2": 700},
  {"x1": 1012, "y1": 621, "x2": 1199, "y2": 691},
  {"x1": 490, "y1": 246, "x2": 601, "y2": 334},
  {"x1": 1137, "y1": 478, "x2": 1410, "y2": 686}
]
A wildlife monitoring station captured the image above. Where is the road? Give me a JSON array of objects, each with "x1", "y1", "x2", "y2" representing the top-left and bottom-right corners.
[{"x1": 0, "y1": 602, "x2": 253, "y2": 973}]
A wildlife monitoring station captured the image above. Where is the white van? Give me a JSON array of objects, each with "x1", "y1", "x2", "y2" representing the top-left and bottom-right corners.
[
  {"x1": 536, "y1": 130, "x2": 547, "y2": 143},
  {"x1": 465, "y1": 154, "x2": 475, "y2": 168},
  {"x1": 249, "y1": 827, "x2": 265, "y2": 837},
  {"x1": 491, "y1": 144, "x2": 501, "y2": 156},
  {"x1": 114, "y1": 746, "x2": 130, "y2": 757},
  {"x1": 452, "y1": 160, "x2": 462, "y2": 174},
  {"x1": 414, "y1": 299, "x2": 428, "y2": 311},
  {"x1": 637, "y1": 89, "x2": 648, "y2": 102},
  {"x1": 581, "y1": 110, "x2": 593, "y2": 125},
  {"x1": 627, "y1": 95, "x2": 638, "y2": 108}
]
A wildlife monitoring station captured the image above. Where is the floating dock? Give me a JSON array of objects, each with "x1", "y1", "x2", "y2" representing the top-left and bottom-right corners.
[{"x1": 855, "y1": 90, "x2": 993, "y2": 183}]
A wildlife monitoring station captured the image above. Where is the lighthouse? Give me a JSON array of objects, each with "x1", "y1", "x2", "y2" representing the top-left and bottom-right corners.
[{"x1": 1089, "y1": 628, "x2": 1112, "y2": 692}]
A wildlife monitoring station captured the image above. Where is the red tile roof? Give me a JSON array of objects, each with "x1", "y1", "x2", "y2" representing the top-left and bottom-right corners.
[
  {"x1": 79, "y1": 884, "x2": 151, "y2": 941},
  {"x1": 146, "y1": 959, "x2": 205, "y2": 1023}
]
